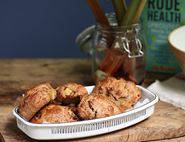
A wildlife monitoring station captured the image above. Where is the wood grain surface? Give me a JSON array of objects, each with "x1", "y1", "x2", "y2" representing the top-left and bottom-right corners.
[{"x1": 0, "y1": 59, "x2": 184, "y2": 142}]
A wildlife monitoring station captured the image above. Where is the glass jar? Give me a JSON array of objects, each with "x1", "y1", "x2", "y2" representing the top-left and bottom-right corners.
[{"x1": 91, "y1": 14, "x2": 145, "y2": 84}]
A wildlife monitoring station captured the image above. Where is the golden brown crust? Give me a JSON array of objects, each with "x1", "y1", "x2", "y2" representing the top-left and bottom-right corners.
[
  {"x1": 77, "y1": 94, "x2": 121, "y2": 120},
  {"x1": 19, "y1": 83, "x2": 57, "y2": 121},
  {"x1": 119, "y1": 81, "x2": 141, "y2": 109},
  {"x1": 31, "y1": 104, "x2": 79, "y2": 123},
  {"x1": 56, "y1": 83, "x2": 88, "y2": 106},
  {"x1": 92, "y1": 77, "x2": 141, "y2": 111}
]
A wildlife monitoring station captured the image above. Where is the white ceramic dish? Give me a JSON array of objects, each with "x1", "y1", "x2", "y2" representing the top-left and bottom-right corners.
[
  {"x1": 13, "y1": 85, "x2": 158, "y2": 140},
  {"x1": 168, "y1": 25, "x2": 185, "y2": 73}
]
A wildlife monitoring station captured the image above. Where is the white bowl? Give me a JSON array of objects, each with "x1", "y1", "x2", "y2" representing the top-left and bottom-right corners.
[{"x1": 168, "y1": 25, "x2": 185, "y2": 73}]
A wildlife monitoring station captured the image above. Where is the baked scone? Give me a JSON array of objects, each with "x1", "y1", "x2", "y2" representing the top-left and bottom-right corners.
[
  {"x1": 119, "y1": 80, "x2": 141, "y2": 109},
  {"x1": 31, "y1": 104, "x2": 79, "y2": 123},
  {"x1": 92, "y1": 77, "x2": 141, "y2": 111},
  {"x1": 77, "y1": 94, "x2": 121, "y2": 120},
  {"x1": 19, "y1": 83, "x2": 57, "y2": 121},
  {"x1": 56, "y1": 83, "x2": 88, "y2": 106}
]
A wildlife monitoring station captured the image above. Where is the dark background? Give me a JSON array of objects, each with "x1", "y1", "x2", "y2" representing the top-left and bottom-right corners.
[{"x1": 0, "y1": 0, "x2": 129, "y2": 58}]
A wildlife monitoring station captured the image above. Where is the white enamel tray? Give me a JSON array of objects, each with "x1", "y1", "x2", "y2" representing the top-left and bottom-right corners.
[{"x1": 13, "y1": 85, "x2": 158, "y2": 140}]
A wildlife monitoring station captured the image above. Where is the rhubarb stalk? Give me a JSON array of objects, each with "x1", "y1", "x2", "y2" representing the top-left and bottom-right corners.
[{"x1": 111, "y1": 0, "x2": 127, "y2": 25}]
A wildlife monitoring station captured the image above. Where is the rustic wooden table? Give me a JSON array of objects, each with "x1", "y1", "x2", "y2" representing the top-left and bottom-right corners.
[{"x1": 0, "y1": 59, "x2": 185, "y2": 142}]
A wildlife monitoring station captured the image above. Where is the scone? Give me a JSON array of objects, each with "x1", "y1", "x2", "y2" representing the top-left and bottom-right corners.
[
  {"x1": 56, "y1": 83, "x2": 88, "y2": 106},
  {"x1": 92, "y1": 77, "x2": 141, "y2": 111},
  {"x1": 119, "y1": 80, "x2": 141, "y2": 109},
  {"x1": 31, "y1": 104, "x2": 79, "y2": 123},
  {"x1": 19, "y1": 83, "x2": 57, "y2": 120},
  {"x1": 77, "y1": 94, "x2": 121, "y2": 120}
]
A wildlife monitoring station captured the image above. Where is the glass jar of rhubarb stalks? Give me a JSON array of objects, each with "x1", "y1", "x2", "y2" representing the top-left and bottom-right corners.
[{"x1": 91, "y1": 14, "x2": 145, "y2": 84}]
